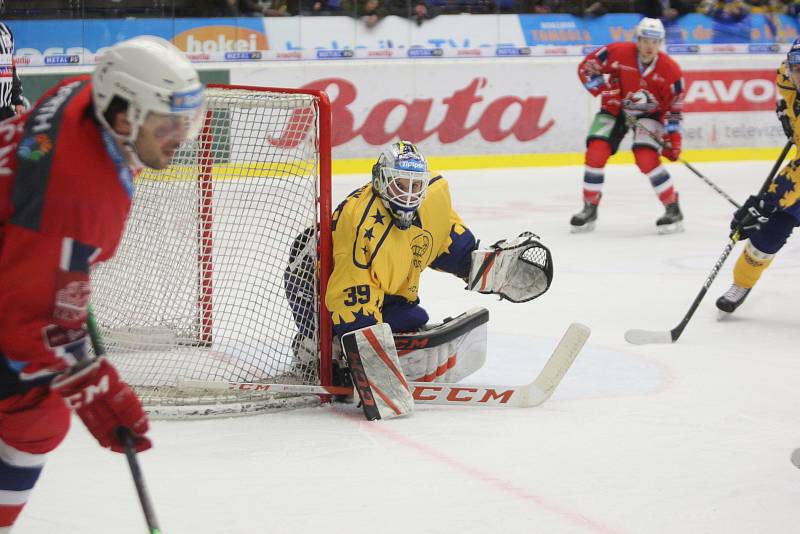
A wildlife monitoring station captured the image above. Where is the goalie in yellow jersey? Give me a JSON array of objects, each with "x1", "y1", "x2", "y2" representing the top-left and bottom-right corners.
[
  {"x1": 716, "y1": 41, "x2": 800, "y2": 314},
  {"x1": 285, "y1": 141, "x2": 553, "y2": 390}
]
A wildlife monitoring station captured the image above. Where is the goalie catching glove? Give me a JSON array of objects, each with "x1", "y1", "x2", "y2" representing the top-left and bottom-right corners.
[{"x1": 466, "y1": 232, "x2": 553, "y2": 303}]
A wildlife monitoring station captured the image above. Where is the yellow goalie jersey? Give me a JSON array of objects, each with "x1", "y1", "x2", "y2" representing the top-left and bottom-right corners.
[{"x1": 325, "y1": 175, "x2": 476, "y2": 337}]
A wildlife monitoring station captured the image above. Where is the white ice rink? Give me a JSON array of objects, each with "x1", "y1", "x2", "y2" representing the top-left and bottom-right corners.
[{"x1": 16, "y1": 159, "x2": 800, "y2": 534}]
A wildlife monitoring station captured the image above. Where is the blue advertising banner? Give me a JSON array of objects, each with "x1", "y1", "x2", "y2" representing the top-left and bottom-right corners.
[
  {"x1": 10, "y1": 17, "x2": 268, "y2": 60},
  {"x1": 7, "y1": 13, "x2": 798, "y2": 65},
  {"x1": 518, "y1": 13, "x2": 800, "y2": 46}
]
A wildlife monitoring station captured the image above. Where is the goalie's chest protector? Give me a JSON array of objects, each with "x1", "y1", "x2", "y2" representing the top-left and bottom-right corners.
[{"x1": 349, "y1": 177, "x2": 455, "y2": 299}]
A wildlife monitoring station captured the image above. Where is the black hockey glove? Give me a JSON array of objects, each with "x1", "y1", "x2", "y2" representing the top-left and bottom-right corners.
[
  {"x1": 730, "y1": 194, "x2": 776, "y2": 240},
  {"x1": 777, "y1": 99, "x2": 793, "y2": 139}
]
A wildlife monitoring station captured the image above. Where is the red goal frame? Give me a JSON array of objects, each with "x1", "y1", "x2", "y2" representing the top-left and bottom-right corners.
[{"x1": 197, "y1": 84, "x2": 333, "y2": 389}]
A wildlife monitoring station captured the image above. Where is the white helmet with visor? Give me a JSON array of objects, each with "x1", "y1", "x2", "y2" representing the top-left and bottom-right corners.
[
  {"x1": 92, "y1": 36, "x2": 205, "y2": 165},
  {"x1": 636, "y1": 17, "x2": 665, "y2": 41},
  {"x1": 371, "y1": 141, "x2": 431, "y2": 230}
]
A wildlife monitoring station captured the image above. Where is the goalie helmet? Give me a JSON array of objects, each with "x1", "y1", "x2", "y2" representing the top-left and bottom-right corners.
[
  {"x1": 371, "y1": 141, "x2": 431, "y2": 230},
  {"x1": 787, "y1": 38, "x2": 800, "y2": 65},
  {"x1": 92, "y1": 36, "x2": 205, "y2": 165},
  {"x1": 786, "y1": 39, "x2": 800, "y2": 88},
  {"x1": 636, "y1": 17, "x2": 665, "y2": 41}
]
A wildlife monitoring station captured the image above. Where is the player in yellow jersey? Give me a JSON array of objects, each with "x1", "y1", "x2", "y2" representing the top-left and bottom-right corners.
[
  {"x1": 326, "y1": 141, "x2": 551, "y2": 335},
  {"x1": 716, "y1": 40, "x2": 800, "y2": 314},
  {"x1": 285, "y1": 141, "x2": 553, "y2": 384}
]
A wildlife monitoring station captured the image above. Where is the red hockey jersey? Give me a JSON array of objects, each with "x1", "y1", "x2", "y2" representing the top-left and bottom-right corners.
[
  {"x1": 578, "y1": 41, "x2": 684, "y2": 119},
  {"x1": 0, "y1": 76, "x2": 135, "y2": 396}
]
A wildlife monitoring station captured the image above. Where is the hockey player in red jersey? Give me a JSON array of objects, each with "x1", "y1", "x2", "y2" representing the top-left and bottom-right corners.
[
  {"x1": 0, "y1": 36, "x2": 204, "y2": 529},
  {"x1": 571, "y1": 17, "x2": 686, "y2": 234}
]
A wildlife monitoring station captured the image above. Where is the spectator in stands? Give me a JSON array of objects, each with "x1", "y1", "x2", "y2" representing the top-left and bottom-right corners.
[
  {"x1": 380, "y1": 0, "x2": 441, "y2": 20},
  {"x1": 359, "y1": 0, "x2": 386, "y2": 27},
  {"x1": 699, "y1": 0, "x2": 750, "y2": 22},
  {"x1": 529, "y1": 0, "x2": 582, "y2": 14},
  {"x1": 700, "y1": 0, "x2": 751, "y2": 42},
  {"x1": 636, "y1": 0, "x2": 695, "y2": 21},
  {"x1": 215, "y1": 0, "x2": 291, "y2": 16},
  {"x1": 305, "y1": 0, "x2": 352, "y2": 15}
]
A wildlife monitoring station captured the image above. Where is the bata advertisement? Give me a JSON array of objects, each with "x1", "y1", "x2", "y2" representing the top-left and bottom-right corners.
[
  {"x1": 231, "y1": 59, "x2": 581, "y2": 158},
  {"x1": 229, "y1": 54, "x2": 784, "y2": 158}
]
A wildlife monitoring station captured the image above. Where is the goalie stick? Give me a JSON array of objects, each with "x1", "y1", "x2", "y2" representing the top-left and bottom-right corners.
[
  {"x1": 624, "y1": 140, "x2": 794, "y2": 345},
  {"x1": 178, "y1": 322, "x2": 590, "y2": 408}
]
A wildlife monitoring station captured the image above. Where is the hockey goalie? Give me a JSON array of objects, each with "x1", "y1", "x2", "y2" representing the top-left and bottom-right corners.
[{"x1": 285, "y1": 141, "x2": 554, "y2": 419}]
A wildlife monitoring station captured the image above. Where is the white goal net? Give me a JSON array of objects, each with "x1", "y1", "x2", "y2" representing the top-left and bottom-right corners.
[{"x1": 90, "y1": 86, "x2": 332, "y2": 418}]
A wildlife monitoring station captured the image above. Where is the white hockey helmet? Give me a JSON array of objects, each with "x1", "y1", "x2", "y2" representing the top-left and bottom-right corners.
[
  {"x1": 92, "y1": 36, "x2": 205, "y2": 155},
  {"x1": 371, "y1": 141, "x2": 431, "y2": 230},
  {"x1": 636, "y1": 17, "x2": 665, "y2": 41}
]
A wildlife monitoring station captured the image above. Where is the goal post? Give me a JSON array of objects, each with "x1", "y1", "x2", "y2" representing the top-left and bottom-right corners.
[{"x1": 90, "y1": 84, "x2": 333, "y2": 418}]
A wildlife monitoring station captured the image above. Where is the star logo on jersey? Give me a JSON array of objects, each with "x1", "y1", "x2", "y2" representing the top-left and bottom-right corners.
[
  {"x1": 371, "y1": 211, "x2": 385, "y2": 225},
  {"x1": 363, "y1": 227, "x2": 375, "y2": 241}
]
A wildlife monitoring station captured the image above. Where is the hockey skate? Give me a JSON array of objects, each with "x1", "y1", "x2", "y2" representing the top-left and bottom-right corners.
[
  {"x1": 716, "y1": 284, "x2": 751, "y2": 315},
  {"x1": 570, "y1": 201, "x2": 598, "y2": 233},
  {"x1": 656, "y1": 198, "x2": 684, "y2": 234}
]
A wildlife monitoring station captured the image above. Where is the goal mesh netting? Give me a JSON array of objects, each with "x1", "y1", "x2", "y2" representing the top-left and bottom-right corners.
[{"x1": 90, "y1": 86, "x2": 332, "y2": 418}]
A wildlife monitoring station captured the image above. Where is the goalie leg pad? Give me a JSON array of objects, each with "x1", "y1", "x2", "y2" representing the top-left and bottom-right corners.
[
  {"x1": 340, "y1": 324, "x2": 413, "y2": 421},
  {"x1": 394, "y1": 308, "x2": 488, "y2": 383},
  {"x1": 466, "y1": 232, "x2": 553, "y2": 303}
]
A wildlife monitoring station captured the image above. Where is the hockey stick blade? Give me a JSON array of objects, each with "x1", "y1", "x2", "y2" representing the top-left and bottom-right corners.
[
  {"x1": 178, "y1": 323, "x2": 590, "y2": 409},
  {"x1": 412, "y1": 322, "x2": 590, "y2": 408},
  {"x1": 624, "y1": 329, "x2": 674, "y2": 345}
]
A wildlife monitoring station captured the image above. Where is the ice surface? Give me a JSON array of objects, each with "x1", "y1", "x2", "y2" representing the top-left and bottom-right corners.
[{"x1": 17, "y1": 161, "x2": 800, "y2": 533}]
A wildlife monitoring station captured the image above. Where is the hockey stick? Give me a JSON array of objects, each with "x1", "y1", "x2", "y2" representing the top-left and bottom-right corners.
[
  {"x1": 87, "y1": 307, "x2": 163, "y2": 534},
  {"x1": 175, "y1": 380, "x2": 354, "y2": 397},
  {"x1": 622, "y1": 112, "x2": 741, "y2": 208},
  {"x1": 118, "y1": 428, "x2": 163, "y2": 534},
  {"x1": 179, "y1": 323, "x2": 591, "y2": 408},
  {"x1": 625, "y1": 140, "x2": 794, "y2": 345},
  {"x1": 411, "y1": 322, "x2": 589, "y2": 407}
]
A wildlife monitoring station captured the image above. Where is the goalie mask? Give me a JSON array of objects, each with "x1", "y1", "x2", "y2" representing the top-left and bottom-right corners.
[
  {"x1": 92, "y1": 36, "x2": 205, "y2": 169},
  {"x1": 371, "y1": 141, "x2": 431, "y2": 230}
]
